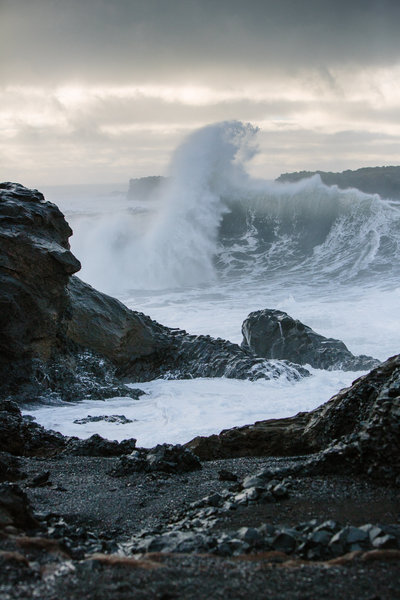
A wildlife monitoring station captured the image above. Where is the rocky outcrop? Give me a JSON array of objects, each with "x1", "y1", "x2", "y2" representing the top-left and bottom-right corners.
[
  {"x1": 66, "y1": 276, "x2": 169, "y2": 368},
  {"x1": 67, "y1": 277, "x2": 308, "y2": 383},
  {"x1": 0, "y1": 183, "x2": 80, "y2": 396},
  {"x1": 276, "y1": 165, "x2": 400, "y2": 200},
  {"x1": 1, "y1": 183, "x2": 308, "y2": 404},
  {"x1": 127, "y1": 176, "x2": 166, "y2": 201},
  {"x1": 241, "y1": 308, "x2": 380, "y2": 371},
  {"x1": 187, "y1": 354, "x2": 400, "y2": 483}
]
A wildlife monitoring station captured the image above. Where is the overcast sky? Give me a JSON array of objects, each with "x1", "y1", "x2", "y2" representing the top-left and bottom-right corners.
[{"x1": 1, "y1": 0, "x2": 399, "y2": 185}]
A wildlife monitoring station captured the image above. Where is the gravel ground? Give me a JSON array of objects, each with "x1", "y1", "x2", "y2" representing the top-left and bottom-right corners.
[{"x1": 0, "y1": 453, "x2": 398, "y2": 599}]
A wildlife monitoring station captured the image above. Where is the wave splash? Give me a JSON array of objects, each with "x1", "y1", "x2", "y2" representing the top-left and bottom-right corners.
[{"x1": 71, "y1": 121, "x2": 400, "y2": 293}]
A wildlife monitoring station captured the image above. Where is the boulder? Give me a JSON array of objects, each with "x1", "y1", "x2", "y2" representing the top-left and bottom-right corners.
[
  {"x1": 0, "y1": 483, "x2": 40, "y2": 530},
  {"x1": 241, "y1": 308, "x2": 380, "y2": 371},
  {"x1": 0, "y1": 453, "x2": 22, "y2": 482}
]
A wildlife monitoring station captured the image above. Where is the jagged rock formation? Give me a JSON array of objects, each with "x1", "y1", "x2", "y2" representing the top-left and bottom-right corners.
[
  {"x1": 0, "y1": 183, "x2": 306, "y2": 404},
  {"x1": 241, "y1": 308, "x2": 380, "y2": 371},
  {"x1": 0, "y1": 183, "x2": 80, "y2": 396},
  {"x1": 187, "y1": 354, "x2": 400, "y2": 483},
  {"x1": 68, "y1": 277, "x2": 308, "y2": 383},
  {"x1": 276, "y1": 165, "x2": 400, "y2": 199}
]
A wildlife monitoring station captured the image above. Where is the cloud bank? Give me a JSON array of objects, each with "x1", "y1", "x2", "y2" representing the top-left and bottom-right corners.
[{"x1": 1, "y1": 0, "x2": 399, "y2": 184}]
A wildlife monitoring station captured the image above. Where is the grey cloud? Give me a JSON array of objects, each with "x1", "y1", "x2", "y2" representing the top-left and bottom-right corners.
[{"x1": 1, "y1": 0, "x2": 399, "y2": 85}]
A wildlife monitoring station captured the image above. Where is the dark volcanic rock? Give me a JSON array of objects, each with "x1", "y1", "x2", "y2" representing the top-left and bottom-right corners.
[
  {"x1": 112, "y1": 444, "x2": 202, "y2": 475},
  {"x1": 64, "y1": 434, "x2": 137, "y2": 457},
  {"x1": 67, "y1": 278, "x2": 308, "y2": 383},
  {"x1": 0, "y1": 453, "x2": 23, "y2": 482},
  {"x1": 0, "y1": 483, "x2": 39, "y2": 530},
  {"x1": 241, "y1": 308, "x2": 380, "y2": 371},
  {"x1": 73, "y1": 415, "x2": 135, "y2": 425},
  {"x1": 0, "y1": 182, "x2": 80, "y2": 397},
  {"x1": 66, "y1": 276, "x2": 170, "y2": 371},
  {"x1": 0, "y1": 399, "x2": 66, "y2": 456},
  {"x1": 187, "y1": 354, "x2": 400, "y2": 483}
]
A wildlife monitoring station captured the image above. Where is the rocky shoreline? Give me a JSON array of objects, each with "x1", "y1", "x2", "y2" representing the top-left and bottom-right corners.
[{"x1": 1, "y1": 182, "x2": 399, "y2": 598}]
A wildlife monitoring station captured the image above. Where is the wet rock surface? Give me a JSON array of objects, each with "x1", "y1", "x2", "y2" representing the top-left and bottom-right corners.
[
  {"x1": 0, "y1": 182, "x2": 79, "y2": 400},
  {"x1": 73, "y1": 414, "x2": 135, "y2": 425},
  {"x1": 68, "y1": 277, "x2": 308, "y2": 384},
  {"x1": 242, "y1": 308, "x2": 380, "y2": 371}
]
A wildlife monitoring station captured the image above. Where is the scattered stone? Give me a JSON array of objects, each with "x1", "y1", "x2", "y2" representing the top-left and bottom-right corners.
[
  {"x1": 28, "y1": 471, "x2": 51, "y2": 488},
  {"x1": 127, "y1": 516, "x2": 400, "y2": 562},
  {"x1": 218, "y1": 469, "x2": 238, "y2": 482},
  {"x1": 272, "y1": 529, "x2": 298, "y2": 554},
  {"x1": 372, "y1": 534, "x2": 398, "y2": 550}
]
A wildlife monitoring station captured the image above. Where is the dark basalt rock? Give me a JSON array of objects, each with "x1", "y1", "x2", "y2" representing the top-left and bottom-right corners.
[
  {"x1": 0, "y1": 452, "x2": 23, "y2": 482},
  {"x1": 187, "y1": 354, "x2": 400, "y2": 483},
  {"x1": 67, "y1": 277, "x2": 309, "y2": 384},
  {"x1": 0, "y1": 399, "x2": 66, "y2": 456},
  {"x1": 64, "y1": 434, "x2": 137, "y2": 457},
  {"x1": 33, "y1": 350, "x2": 146, "y2": 404},
  {"x1": 128, "y1": 517, "x2": 400, "y2": 559},
  {"x1": 0, "y1": 483, "x2": 40, "y2": 530},
  {"x1": 0, "y1": 182, "x2": 79, "y2": 398},
  {"x1": 241, "y1": 308, "x2": 380, "y2": 371},
  {"x1": 73, "y1": 415, "x2": 135, "y2": 425},
  {"x1": 112, "y1": 444, "x2": 202, "y2": 475}
]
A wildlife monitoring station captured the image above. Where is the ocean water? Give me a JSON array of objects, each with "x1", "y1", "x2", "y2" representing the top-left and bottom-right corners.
[{"x1": 29, "y1": 121, "x2": 400, "y2": 447}]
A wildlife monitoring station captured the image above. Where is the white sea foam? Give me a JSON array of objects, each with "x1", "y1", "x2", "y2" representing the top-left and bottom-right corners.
[{"x1": 25, "y1": 369, "x2": 359, "y2": 448}]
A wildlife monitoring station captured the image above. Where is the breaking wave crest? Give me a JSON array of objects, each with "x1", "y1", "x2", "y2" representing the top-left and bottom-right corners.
[
  {"x1": 218, "y1": 175, "x2": 400, "y2": 284},
  {"x1": 70, "y1": 121, "x2": 400, "y2": 293}
]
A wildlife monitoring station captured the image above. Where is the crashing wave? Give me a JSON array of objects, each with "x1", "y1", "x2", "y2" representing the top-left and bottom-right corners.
[{"x1": 68, "y1": 121, "x2": 400, "y2": 293}]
